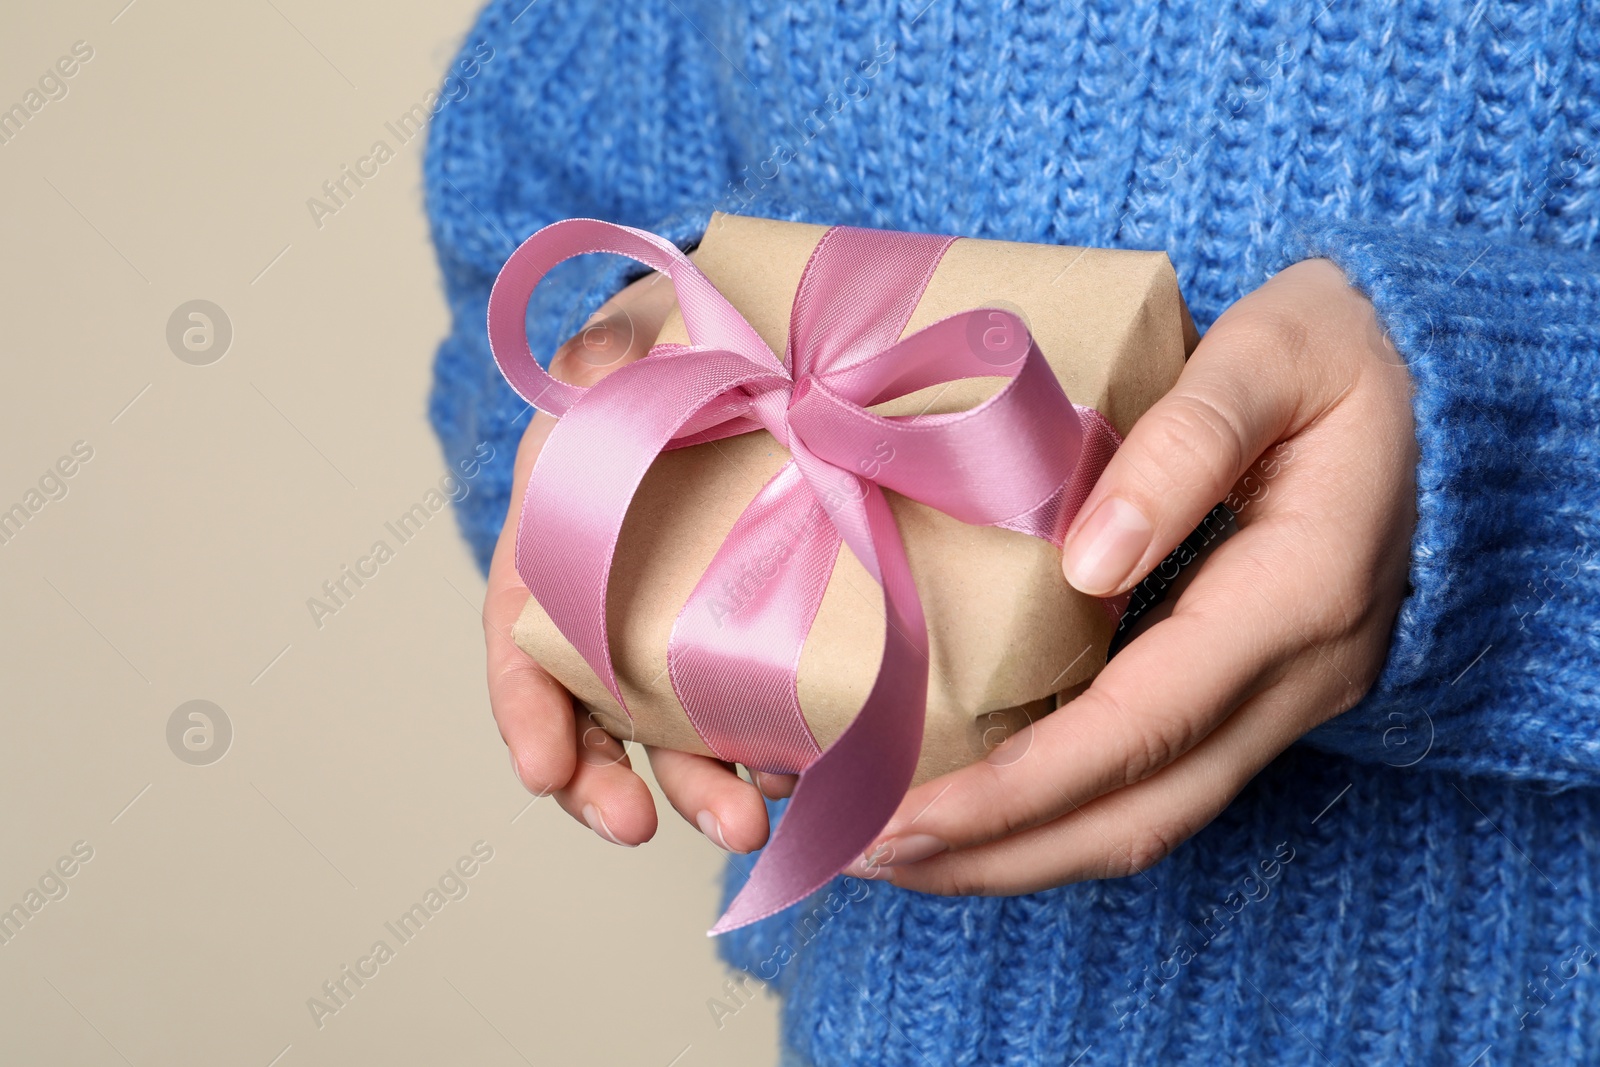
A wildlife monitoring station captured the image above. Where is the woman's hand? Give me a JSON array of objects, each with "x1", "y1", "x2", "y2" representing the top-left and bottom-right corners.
[
  {"x1": 849, "y1": 258, "x2": 1419, "y2": 893},
  {"x1": 485, "y1": 271, "x2": 792, "y2": 854}
]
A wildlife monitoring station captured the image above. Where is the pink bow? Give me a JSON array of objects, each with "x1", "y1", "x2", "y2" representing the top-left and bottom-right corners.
[{"x1": 488, "y1": 218, "x2": 1119, "y2": 934}]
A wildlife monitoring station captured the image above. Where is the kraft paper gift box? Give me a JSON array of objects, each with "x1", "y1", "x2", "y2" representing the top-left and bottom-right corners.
[{"x1": 512, "y1": 212, "x2": 1195, "y2": 785}]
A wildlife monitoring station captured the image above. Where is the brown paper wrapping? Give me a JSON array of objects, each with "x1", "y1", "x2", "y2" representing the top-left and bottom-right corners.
[{"x1": 513, "y1": 213, "x2": 1195, "y2": 784}]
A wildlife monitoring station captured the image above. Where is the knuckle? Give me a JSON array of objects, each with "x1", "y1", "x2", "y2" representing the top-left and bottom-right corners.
[
  {"x1": 1302, "y1": 636, "x2": 1384, "y2": 723},
  {"x1": 1105, "y1": 822, "x2": 1183, "y2": 880},
  {"x1": 483, "y1": 586, "x2": 533, "y2": 646},
  {"x1": 997, "y1": 801, "x2": 1037, "y2": 841},
  {"x1": 489, "y1": 653, "x2": 535, "y2": 688},
  {"x1": 1108, "y1": 697, "x2": 1196, "y2": 789},
  {"x1": 937, "y1": 861, "x2": 992, "y2": 898},
  {"x1": 1326, "y1": 677, "x2": 1368, "y2": 719},
  {"x1": 1122, "y1": 717, "x2": 1189, "y2": 789},
  {"x1": 1139, "y1": 391, "x2": 1249, "y2": 500},
  {"x1": 1234, "y1": 300, "x2": 1313, "y2": 365},
  {"x1": 973, "y1": 760, "x2": 1045, "y2": 840},
  {"x1": 1295, "y1": 571, "x2": 1372, "y2": 648},
  {"x1": 1307, "y1": 595, "x2": 1366, "y2": 646},
  {"x1": 482, "y1": 593, "x2": 514, "y2": 636}
]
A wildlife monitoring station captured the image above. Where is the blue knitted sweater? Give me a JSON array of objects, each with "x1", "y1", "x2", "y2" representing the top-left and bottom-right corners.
[{"x1": 424, "y1": 3, "x2": 1600, "y2": 1063}]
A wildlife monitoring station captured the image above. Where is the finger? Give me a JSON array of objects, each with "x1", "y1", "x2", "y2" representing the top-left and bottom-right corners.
[
  {"x1": 487, "y1": 272, "x2": 679, "y2": 794},
  {"x1": 1061, "y1": 279, "x2": 1339, "y2": 597},
  {"x1": 882, "y1": 674, "x2": 1313, "y2": 896},
  {"x1": 849, "y1": 517, "x2": 1306, "y2": 873},
  {"x1": 547, "y1": 269, "x2": 681, "y2": 386},
  {"x1": 551, "y1": 709, "x2": 658, "y2": 846},
  {"x1": 753, "y1": 771, "x2": 797, "y2": 799},
  {"x1": 485, "y1": 414, "x2": 580, "y2": 796},
  {"x1": 647, "y1": 747, "x2": 771, "y2": 853}
]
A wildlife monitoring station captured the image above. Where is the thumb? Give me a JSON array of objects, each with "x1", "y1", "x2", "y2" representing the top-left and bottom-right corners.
[
  {"x1": 546, "y1": 269, "x2": 682, "y2": 388},
  {"x1": 1061, "y1": 315, "x2": 1304, "y2": 596}
]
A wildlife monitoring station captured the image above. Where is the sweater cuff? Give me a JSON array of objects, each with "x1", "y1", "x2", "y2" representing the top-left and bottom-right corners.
[{"x1": 1272, "y1": 221, "x2": 1600, "y2": 786}]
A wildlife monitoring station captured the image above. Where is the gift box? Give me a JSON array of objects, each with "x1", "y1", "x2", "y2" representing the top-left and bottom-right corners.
[
  {"x1": 487, "y1": 212, "x2": 1193, "y2": 929},
  {"x1": 509, "y1": 213, "x2": 1193, "y2": 782}
]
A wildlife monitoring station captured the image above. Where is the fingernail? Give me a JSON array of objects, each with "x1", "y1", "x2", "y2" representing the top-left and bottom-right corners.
[
  {"x1": 583, "y1": 802, "x2": 635, "y2": 847},
  {"x1": 875, "y1": 833, "x2": 948, "y2": 867},
  {"x1": 843, "y1": 842, "x2": 895, "y2": 880},
  {"x1": 696, "y1": 810, "x2": 737, "y2": 852},
  {"x1": 1063, "y1": 497, "x2": 1152, "y2": 595},
  {"x1": 510, "y1": 749, "x2": 525, "y2": 789},
  {"x1": 754, "y1": 771, "x2": 794, "y2": 800}
]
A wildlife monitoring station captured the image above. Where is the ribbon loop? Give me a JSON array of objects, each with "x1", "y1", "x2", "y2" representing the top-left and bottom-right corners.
[
  {"x1": 786, "y1": 315, "x2": 1087, "y2": 527},
  {"x1": 488, "y1": 219, "x2": 783, "y2": 419}
]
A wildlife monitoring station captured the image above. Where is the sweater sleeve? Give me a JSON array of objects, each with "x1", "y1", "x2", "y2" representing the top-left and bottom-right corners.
[{"x1": 1275, "y1": 221, "x2": 1600, "y2": 788}]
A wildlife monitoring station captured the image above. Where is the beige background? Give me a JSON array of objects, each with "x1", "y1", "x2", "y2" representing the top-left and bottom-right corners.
[{"x1": 0, "y1": 2, "x2": 777, "y2": 1064}]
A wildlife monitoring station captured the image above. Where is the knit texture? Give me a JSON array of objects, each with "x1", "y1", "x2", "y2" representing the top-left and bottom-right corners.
[{"x1": 423, "y1": 2, "x2": 1600, "y2": 1062}]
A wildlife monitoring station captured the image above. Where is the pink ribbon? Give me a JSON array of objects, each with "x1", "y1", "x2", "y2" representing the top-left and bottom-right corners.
[{"x1": 487, "y1": 218, "x2": 1120, "y2": 934}]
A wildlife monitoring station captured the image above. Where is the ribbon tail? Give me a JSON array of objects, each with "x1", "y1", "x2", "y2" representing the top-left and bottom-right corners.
[
  {"x1": 668, "y1": 461, "x2": 832, "y2": 774},
  {"x1": 711, "y1": 482, "x2": 927, "y2": 935}
]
